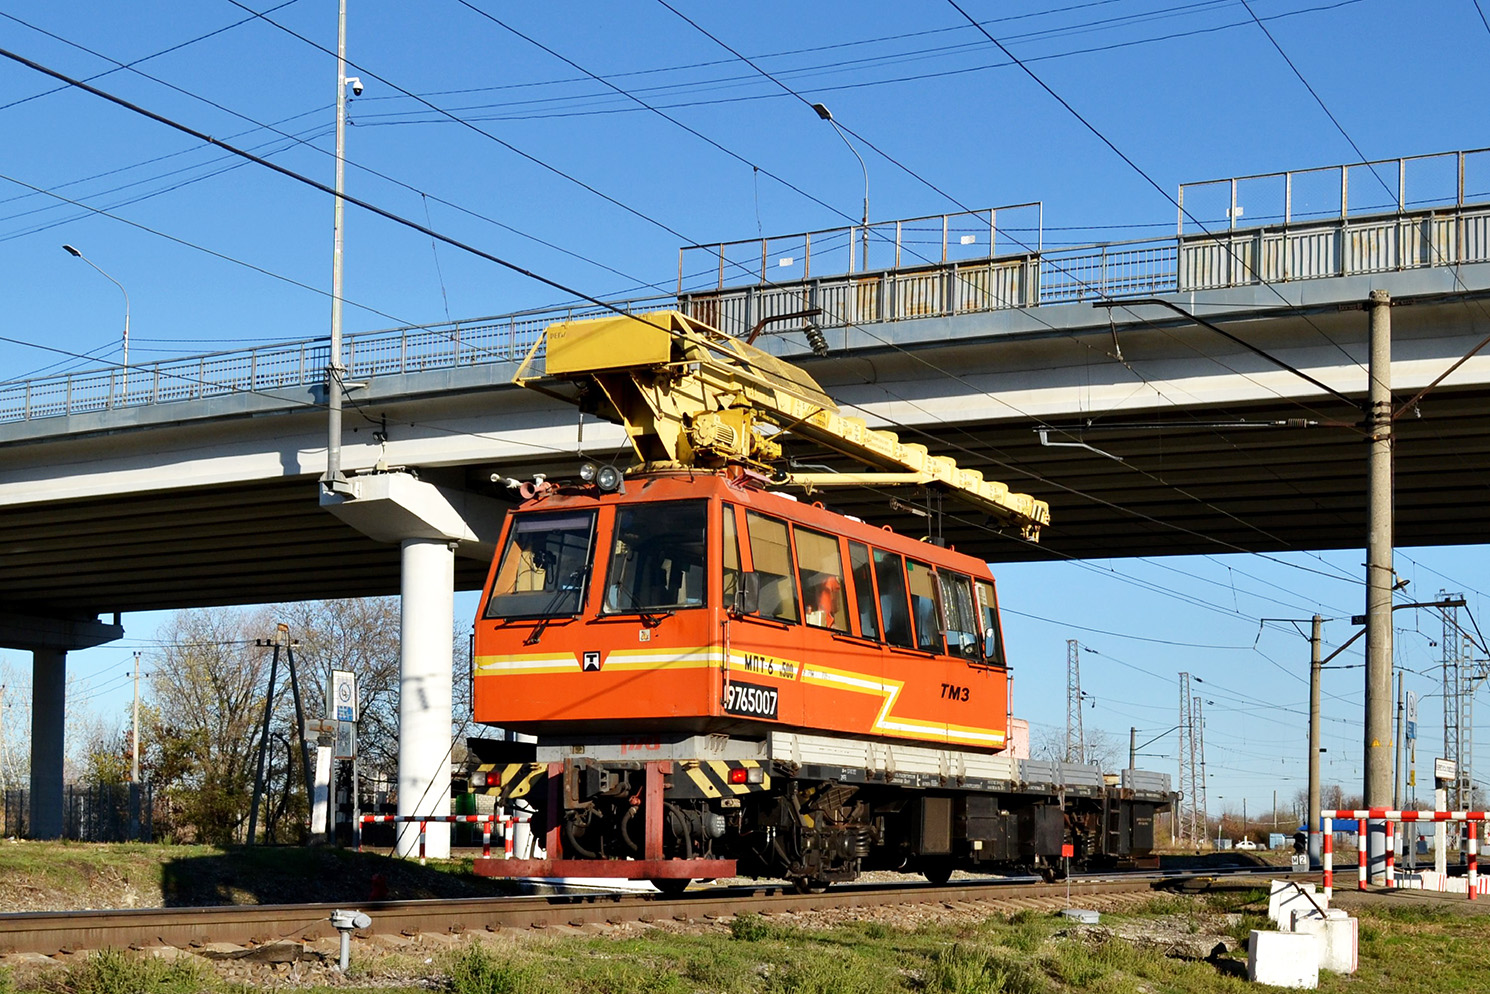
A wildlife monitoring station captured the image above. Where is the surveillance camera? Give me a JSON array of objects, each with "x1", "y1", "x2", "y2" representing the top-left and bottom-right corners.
[{"x1": 346, "y1": 76, "x2": 364, "y2": 97}]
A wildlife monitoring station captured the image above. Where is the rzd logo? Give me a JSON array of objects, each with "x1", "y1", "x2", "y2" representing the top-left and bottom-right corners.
[{"x1": 723, "y1": 681, "x2": 779, "y2": 720}]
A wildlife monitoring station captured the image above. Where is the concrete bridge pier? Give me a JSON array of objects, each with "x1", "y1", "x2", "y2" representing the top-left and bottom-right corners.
[
  {"x1": 323, "y1": 472, "x2": 503, "y2": 859},
  {"x1": 0, "y1": 612, "x2": 124, "y2": 839}
]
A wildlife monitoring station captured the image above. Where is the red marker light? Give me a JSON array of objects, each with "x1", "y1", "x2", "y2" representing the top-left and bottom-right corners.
[{"x1": 729, "y1": 768, "x2": 750, "y2": 784}]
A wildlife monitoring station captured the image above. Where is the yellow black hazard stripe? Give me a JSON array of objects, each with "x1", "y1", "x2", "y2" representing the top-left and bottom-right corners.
[
  {"x1": 469, "y1": 762, "x2": 548, "y2": 800},
  {"x1": 675, "y1": 759, "x2": 771, "y2": 800}
]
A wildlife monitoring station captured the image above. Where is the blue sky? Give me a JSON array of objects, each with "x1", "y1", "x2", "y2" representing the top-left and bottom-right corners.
[{"x1": 4, "y1": 0, "x2": 1490, "y2": 820}]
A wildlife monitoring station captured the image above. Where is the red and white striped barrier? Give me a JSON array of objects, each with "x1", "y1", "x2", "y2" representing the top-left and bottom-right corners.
[
  {"x1": 1322, "y1": 809, "x2": 1490, "y2": 902},
  {"x1": 357, "y1": 814, "x2": 531, "y2": 863}
]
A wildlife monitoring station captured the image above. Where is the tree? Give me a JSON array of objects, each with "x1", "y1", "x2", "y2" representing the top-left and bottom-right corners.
[
  {"x1": 148, "y1": 608, "x2": 277, "y2": 844},
  {"x1": 1031, "y1": 724, "x2": 1122, "y2": 771},
  {"x1": 272, "y1": 597, "x2": 402, "y2": 786},
  {"x1": 0, "y1": 658, "x2": 30, "y2": 792}
]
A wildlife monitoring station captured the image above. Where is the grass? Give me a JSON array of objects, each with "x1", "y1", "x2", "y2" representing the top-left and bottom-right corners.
[
  {"x1": 0, "y1": 840, "x2": 523, "y2": 912},
  {"x1": 38, "y1": 948, "x2": 214, "y2": 994},
  {"x1": 6, "y1": 889, "x2": 1489, "y2": 994}
]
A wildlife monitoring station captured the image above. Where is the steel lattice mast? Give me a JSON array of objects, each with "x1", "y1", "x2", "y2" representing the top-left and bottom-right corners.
[
  {"x1": 1178, "y1": 673, "x2": 1197, "y2": 843},
  {"x1": 1066, "y1": 639, "x2": 1085, "y2": 764}
]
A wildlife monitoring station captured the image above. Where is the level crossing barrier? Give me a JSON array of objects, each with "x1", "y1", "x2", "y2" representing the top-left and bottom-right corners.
[
  {"x1": 358, "y1": 813, "x2": 530, "y2": 864},
  {"x1": 1321, "y1": 808, "x2": 1486, "y2": 901}
]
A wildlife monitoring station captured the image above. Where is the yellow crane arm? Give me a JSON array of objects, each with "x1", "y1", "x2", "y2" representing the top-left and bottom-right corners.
[{"x1": 514, "y1": 310, "x2": 1049, "y2": 540}]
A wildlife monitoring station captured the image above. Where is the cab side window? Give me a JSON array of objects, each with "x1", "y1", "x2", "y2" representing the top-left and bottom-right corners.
[
  {"x1": 745, "y1": 512, "x2": 798, "y2": 623},
  {"x1": 722, "y1": 504, "x2": 743, "y2": 608},
  {"x1": 939, "y1": 571, "x2": 979, "y2": 660},
  {"x1": 848, "y1": 542, "x2": 879, "y2": 640},
  {"x1": 872, "y1": 549, "x2": 915, "y2": 649},
  {"x1": 975, "y1": 579, "x2": 1006, "y2": 666},
  {"x1": 795, "y1": 528, "x2": 848, "y2": 632},
  {"x1": 906, "y1": 558, "x2": 945, "y2": 654}
]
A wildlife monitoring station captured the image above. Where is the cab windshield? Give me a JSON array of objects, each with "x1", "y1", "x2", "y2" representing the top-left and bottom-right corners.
[
  {"x1": 603, "y1": 500, "x2": 708, "y2": 613},
  {"x1": 484, "y1": 510, "x2": 597, "y2": 619}
]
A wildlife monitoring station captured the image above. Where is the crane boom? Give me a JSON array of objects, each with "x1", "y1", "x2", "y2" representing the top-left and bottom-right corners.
[{"x1": 514, "y1": 310, "x2": 1049, "y2": 540}]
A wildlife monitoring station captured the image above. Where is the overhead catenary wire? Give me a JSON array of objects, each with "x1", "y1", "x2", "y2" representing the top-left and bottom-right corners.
[
  {"x1": 0, "y1": 10, "x2": 671, "y2": 296},
  {"x1": 0, "y1": 38, "x2": 1373, "y2": 595},
  {"x1": 0, "y1": 15, "x2": 1418, "y2": 640}
]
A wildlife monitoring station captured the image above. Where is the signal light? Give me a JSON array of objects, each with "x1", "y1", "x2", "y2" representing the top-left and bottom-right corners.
[
  {"x1": 727, "y1": 766, "x2": 765, "y2": 785},
  {"x1": 729, "y1": 768, "x2": 749, "y2": 784}
]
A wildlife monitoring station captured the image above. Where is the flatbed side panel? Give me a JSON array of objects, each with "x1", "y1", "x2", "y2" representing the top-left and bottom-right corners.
[{"x1": 472, "y1": 858, "x2": 736, "y2": 879}]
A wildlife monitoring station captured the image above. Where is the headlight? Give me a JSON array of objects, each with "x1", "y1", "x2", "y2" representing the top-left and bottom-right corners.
[
  {"x1": 578, "y1": 461, "x2": 598, "y2": 482},
  {"x1": 470, "y1": 771, "x2": 488, "y2": 788},
  {"x1": 596, "y1": 465, "x2": 624, "y2": 492}
]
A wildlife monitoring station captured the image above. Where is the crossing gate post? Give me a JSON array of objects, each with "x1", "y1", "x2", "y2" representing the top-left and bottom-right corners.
[
  {"x1": 1322, "y1": 815, "x2": 1334, "y2": 901},
  {"x1": 1470, "y1": 821, "x2": 1479, "y2": 900}
]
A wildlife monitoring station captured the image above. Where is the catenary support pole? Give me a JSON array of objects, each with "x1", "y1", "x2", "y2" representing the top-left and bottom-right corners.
[
  {"x1": 246, "y1": 642, "x2": 281, "y2": 845},
  {"x1": 1365, "y1": 289, "x2": 1394, "y2": 883},
  {"x1": 1394, "y1": 673, "x2": 1404, "y2": 810},
  {"x1": 283, "y1": 638, "x2": 317, "y2": 838},
  {"x1": 131, "y1": 651, "x2": 141, "y2": 784},
  {"x1": 1309, "y1": 614, "x2": 1323, "y2": 869},
  {"x1": 396, "y1": 538, "x2": 455, "y2": 860}
]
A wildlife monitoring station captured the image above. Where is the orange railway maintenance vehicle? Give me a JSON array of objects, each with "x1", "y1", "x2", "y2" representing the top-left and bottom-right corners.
[{"x1": 470, "y1": 311, "x2": 1172, "y2": 892}]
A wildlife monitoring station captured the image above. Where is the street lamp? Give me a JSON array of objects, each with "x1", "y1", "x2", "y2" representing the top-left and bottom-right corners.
[
  {"x1": 811, "y1": 103, "x2": 869, "y2": 273},
  {"x1": 62, "y1": 244, "x2": 130, "y2": 386}
]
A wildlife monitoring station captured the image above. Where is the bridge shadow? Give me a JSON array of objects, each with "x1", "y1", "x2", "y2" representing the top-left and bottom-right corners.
[{"x1": 158, "y1": 844, "x2": 525, "y2": 908}]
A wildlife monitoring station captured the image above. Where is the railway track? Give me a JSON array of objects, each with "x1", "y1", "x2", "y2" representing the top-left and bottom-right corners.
[{"x1": 0, "y1": 868, "x2": 1301, "y2": 957}]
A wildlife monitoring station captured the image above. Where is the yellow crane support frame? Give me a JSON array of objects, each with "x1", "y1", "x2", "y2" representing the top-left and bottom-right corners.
[{"x1": 514, "y1": 310, "x2": 1049, "y2": 541}]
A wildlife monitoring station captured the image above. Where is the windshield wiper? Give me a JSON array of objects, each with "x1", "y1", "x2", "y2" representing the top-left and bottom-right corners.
[
  {"x1": 523, "y1": 565, "x2": 590, "y2": 645},
  {"x1": 639, "y1": 609, "x2": 675, "y2": 628}
]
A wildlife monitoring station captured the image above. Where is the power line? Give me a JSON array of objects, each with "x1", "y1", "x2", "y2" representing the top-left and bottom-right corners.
[
  {"x1": 0, "y1": 26, "x2": 1394, "y2": 622},
  {"x1": 0, "y1": 10, "x2": 669, "y2": 295},
  {"x1": 0, "y1": 0, "x2": 305, "y2": 114}
]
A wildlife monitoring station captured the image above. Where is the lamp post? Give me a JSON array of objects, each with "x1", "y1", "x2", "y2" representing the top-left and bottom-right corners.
[
  {"x1": 810, "y1": 103, "x2": 869, "y2": 273},
  {"x1": 62, "y1": 244, "x2": 130, "y2": 389}
]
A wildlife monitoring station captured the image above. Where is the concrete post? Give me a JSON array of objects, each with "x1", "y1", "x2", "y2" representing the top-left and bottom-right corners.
[
  {"x1": 1365, "y1": 288, "x2": 1394, "y2": 883},
  {"x1": 1309, "y1": 615, "x2": 1323, "y2": 869},
  {"x1": 397, "y1": 538, "x2": 455, "y2": 860},
  {"x1": 29, "y1": 648, "x2": 66, "y2": 839}
]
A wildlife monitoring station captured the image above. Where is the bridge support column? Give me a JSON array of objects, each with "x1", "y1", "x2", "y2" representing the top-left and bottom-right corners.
[
  {"x1": 0, "y1": 611, "x2": 124, "y2": 840},
  {"x1": 322, "y1": 471, "x2": 504, "y2": 860},
  {"x1": 30, "y1": 649, "x2": 66, "y2": 840},
  {"x1": 397, "y1": 537, "x2": 455, "y2": 860}
]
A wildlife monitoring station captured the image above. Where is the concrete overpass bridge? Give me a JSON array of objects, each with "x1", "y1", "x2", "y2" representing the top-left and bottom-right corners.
[{"x1": 5, "y1": 148, "x2": 1490, "y2": 843}]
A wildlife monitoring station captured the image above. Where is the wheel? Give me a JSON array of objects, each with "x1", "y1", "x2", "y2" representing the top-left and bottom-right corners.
[
  {"x1": 652, "y1": 878, "x2": 691, "y2": 896},
  {"x1": 790, "y1": 877, "x2": 830, "y2": 894},
  {"x1": 920, "y1": 860, "x2": 954, "y2": 885},
  {"x1": 1039, "y1": 860, "x2": 1068, "y2": 883}
]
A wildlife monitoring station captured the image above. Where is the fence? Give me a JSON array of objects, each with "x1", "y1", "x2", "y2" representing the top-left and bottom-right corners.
[
  {"x1": 2, "y1": 784, "x2": 153, "y2": 841},
  {"x1": 1321, "y1": 808, "x2": 1488, "y2": 901},
  {"x1": 358, "y1": 813, "x2": 529, "y2": 864}
]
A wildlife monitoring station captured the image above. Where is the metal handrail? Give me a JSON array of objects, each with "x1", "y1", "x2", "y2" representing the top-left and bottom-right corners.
[{"x1": 5, "y1": 201, "x2": 1490, "y2": 426}]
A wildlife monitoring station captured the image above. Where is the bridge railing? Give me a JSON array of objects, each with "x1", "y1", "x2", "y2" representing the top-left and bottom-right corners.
[
  {"x1": 5, "y1": 201, "x2": 1490, "y2": 426},
  {"x1": 0, "y1": 296, "x2": 678, "y2": 424}
]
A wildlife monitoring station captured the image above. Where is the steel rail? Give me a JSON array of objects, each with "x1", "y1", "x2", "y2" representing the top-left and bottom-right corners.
[{"x1": 0, "y1": 876, "x2": 1164, "y2": 956}]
